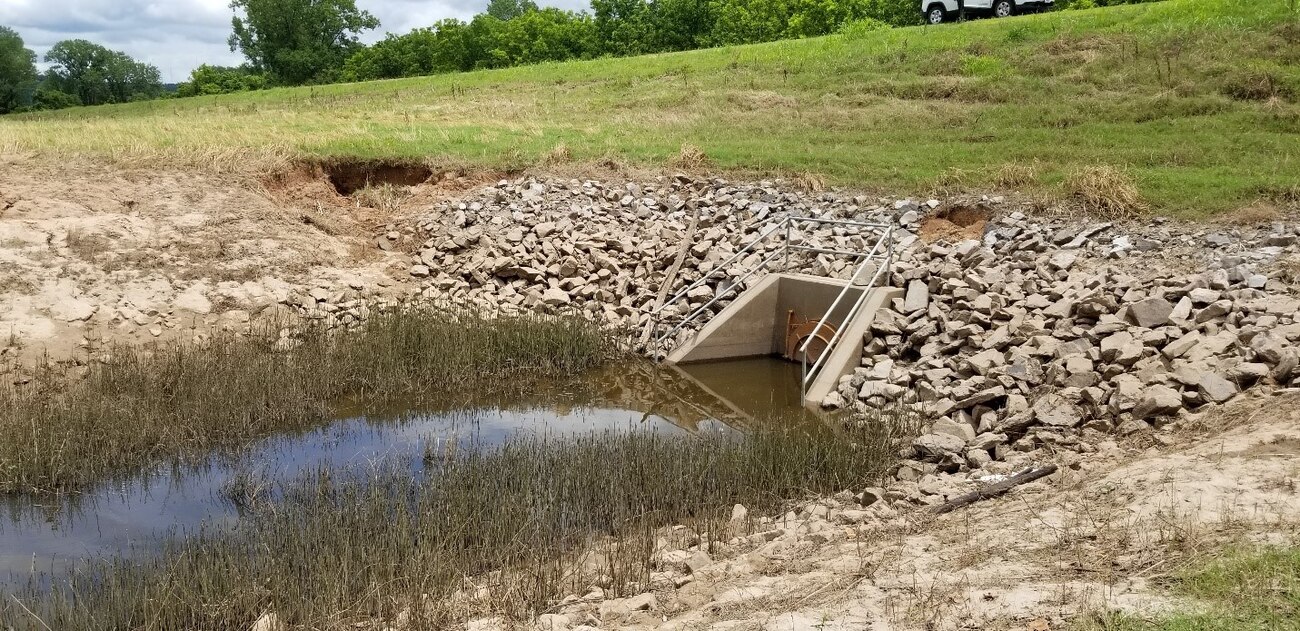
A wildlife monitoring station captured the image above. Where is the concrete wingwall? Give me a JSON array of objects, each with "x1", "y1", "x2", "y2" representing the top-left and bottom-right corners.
[{"x1": 664, "y1": 273, "x2": 901, "y2": 408}]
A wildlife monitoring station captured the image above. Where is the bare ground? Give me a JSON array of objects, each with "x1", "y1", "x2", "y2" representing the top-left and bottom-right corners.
[
  {"x1": 581, "y1": 390, "x2": 1300, "y2": 631},
  {"x1": 0, "y1": 157, "x2": 445, "y2": 368}
]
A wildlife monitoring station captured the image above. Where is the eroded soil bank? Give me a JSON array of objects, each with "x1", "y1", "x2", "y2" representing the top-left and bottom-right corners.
[{"x1": 2, "y1": 157, "x2": 1299, "y2": 629}]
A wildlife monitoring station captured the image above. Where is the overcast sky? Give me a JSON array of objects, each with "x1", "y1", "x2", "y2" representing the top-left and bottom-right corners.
[{"x1": 1, "y1": 0, "x2": 591, "y2": 83}]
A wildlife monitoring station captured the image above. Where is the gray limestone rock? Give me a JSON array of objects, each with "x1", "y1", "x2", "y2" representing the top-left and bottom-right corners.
[{"x1": 1134, "y1": 385, "x2": 1183, "y2": 419}]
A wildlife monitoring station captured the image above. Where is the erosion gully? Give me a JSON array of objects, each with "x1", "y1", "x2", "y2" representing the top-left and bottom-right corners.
[{"x1": 0, "y1": 357, "x2": 824, "y2": 585}]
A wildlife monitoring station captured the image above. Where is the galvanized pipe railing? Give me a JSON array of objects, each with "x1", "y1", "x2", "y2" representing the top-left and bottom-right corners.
[
  {"x1": 799, "y1": 224, "x2": 895, "y2": 395},
  {"x1": 648, "y1": 215, "x2": 896, "y2": 361}
]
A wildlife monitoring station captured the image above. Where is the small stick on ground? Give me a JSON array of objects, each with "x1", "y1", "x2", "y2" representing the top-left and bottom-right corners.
[
  {"x1": 931, "y1": 465, "x2": 1058, "y2": 515},
  {"x1": 639, "y1": 206, "x2": 700, "y2": 347}
]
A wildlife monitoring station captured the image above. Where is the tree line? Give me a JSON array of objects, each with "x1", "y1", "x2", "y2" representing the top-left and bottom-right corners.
[
  {"x1": 0, "y1": 0, "x2": 1158, "y2": 114},
  {"x1": 0, "y1": 29, "x2": 164, "y2": 113}
]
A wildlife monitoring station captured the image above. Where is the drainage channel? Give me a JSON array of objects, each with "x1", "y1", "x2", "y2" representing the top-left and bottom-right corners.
[{"x1": 0, "y1": 359, "x2": 821, "y2": 585}]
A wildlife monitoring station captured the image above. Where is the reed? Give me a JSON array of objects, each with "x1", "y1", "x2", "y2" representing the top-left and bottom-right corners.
[
  {"x1": 0, "y1": 306, "x2": 614, "y2": 495},
  {"x1": 3, "y1": 424, "x2": 904, "y2": 630}
]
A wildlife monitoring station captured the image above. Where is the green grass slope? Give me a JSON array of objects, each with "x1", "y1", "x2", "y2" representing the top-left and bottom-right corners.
[{"x1": 2, "y1": 0, "x2": 1297, "y2": 216}]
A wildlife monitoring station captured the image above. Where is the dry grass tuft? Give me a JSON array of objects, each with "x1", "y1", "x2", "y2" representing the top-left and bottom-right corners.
[
  {"x1": 0, "y1": 262, "x2": 36, "y2": 294},
  {"x1": 994, "y1": 162, "x2": 1039, "y2": 189},
  {"x1": 299, "y1": 203, "x2": 352, "y2": 237},
  {"x1": 1065, "y1": 165, "x2": 1149, "y2": 219},
  {"x1": 64, "y1": 228, "x2": 109, "y2": 261},
  {"x1": 542, "y1": 142, "x2": 573, "y2": 165},
  {"x1": 934, "y1": 167, "x2": 974, "y2": 191},
  {"x1": 793, "y1": 171, "x2": 827, "y2": 192},
  {"x1": 351, "y1": 183, "x2": 410, "y2": 215},
  {"x1": 1273, "y1": 256, "x2": 1300, "y2": 284},
  {"x1": 1218, "y1": 201, "x2": 1282, "y2": 226},
  {"x1": 667, "y1": 143, "x2": 711, "y2": 171}
]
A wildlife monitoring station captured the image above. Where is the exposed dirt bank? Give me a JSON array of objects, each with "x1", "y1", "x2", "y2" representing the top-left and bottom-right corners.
[
  {"x1": 539, "y1": 390, "x2": 1298, "y2": 631},
  {"x1": 0, "y1": 158, "x2": 487, "y2": 370}
]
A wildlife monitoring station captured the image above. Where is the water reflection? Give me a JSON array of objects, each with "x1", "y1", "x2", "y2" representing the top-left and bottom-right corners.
[{"x1": 0, "y1": 357, "x2": 824, "y2": 583}]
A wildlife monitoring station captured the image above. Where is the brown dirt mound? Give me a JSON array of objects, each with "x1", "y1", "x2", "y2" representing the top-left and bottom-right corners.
[{"x1": 919, "y1": 203, "x2": 990, "y2": 242}]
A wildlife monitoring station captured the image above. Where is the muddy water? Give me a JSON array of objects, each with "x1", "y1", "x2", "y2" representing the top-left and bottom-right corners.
[{"x1": 0, "y1": 358, "x2": 823, "y2": 583}]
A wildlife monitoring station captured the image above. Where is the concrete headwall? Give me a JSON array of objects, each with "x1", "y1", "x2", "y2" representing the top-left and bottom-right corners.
[{"x1": 664, "y1": 273, "x2": 900, "y2": 408}]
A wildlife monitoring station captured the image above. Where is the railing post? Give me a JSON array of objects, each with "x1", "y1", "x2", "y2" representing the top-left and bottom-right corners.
[{"x1": 783, "y1": 218, "x2": 791, "y2": 273}]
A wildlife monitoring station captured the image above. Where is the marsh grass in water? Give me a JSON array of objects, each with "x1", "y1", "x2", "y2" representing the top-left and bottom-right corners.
[
  {"x1": 3, "y1": 423, "x2": 910, "y2": 630},
  {"x1": 0, "y1": 307, "x2": 613, "y2": 495}
]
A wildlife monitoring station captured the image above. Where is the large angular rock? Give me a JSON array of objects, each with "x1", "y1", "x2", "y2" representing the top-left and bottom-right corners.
[
  {"x1": 1101, "y1": 331, "x2": 1143, "y2": 365},
  {"x1": 859, "y1": 381, "x2": 906, "y2": 400},
  {"x1": 1197, "y1": 373, "x2": 1238, "y2": 404},
  {"x1": 1032, "y1": 393, "x2": 1083, "y2": 427},
  {"x1": 1134, "y1": 385, "x2": 1183, "y2": 419},
  {"x1": 931, "y1": 417, "x2": 976, "y2": 444},
  {"x1": 904, "y1": 279, "x2": 930, "y2": 313},
  {"x1": 1111, "y1": 374, "x2": 1144, "y2": 412},
  {"x1": 966, "y1": 348, "x2": 1006, "y2": 373},
  {"x1": 1162, "y1": 331, "x2": 1202, "y2": 359},
  {"x1": 952, "y1": 385, "x2": 1007, "y2": 410},
  {"x1": 1195, "y1": 300, "x2": 1232, "y2": 324},
  {"x1": 1128, "y1": 297, "x2": 1174, "y2": 328},
  {"x1": 541, "y1": 287, "x2": 572, "y2": 306},
  {"x1": 1188, "y1": 288, "x2": 1220, "y2": 305},
  {"x1": 1005, "y1": 356, "x2": 1044, "y2": 384},
  {"x1": 1251, "y1": 334, "x2": 1288, "y2": 365},
  {"x1": 50, "y1": 296, "x2": 97, "y2": 322},
  {"x1": 913, "y1": 433, "x2": 968, "y2": 459}
]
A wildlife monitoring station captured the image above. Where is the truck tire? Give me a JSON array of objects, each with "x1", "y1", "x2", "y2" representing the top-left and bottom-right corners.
[
  {"x1": 926, "y1": 4, "x2": 947, "y2": 23},
  {"x1": 993, "y1": 0, "x2": 1014, "y2": 17}
]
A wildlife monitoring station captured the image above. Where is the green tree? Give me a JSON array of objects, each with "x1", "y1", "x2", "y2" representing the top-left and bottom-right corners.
[
  {"x1": 856, "y1": 0, "x2": 922, "y2": 26},
  {"x1": 647, "y1": 0, "x2": 715, "y2": 52},
  {"x1": 0, "y1": 26, "x2": 39, "y2": 113},
  {"x1": 591, "y1": 0, "x2": 657, "y2": 55},
  {"x1": 482, "y1": 8, "x2": 597, "y2": 66},
  {"x1": 176, "y1": 65, "x2": 269, "y2": 97},
  {"x1": 43, "y1": 39, "x2": 163, "y2": 106},
  {"x1": 486, "y1": 0, "x2": 540, "y2": 21},
  {"x1": 31, "y1": 84, "x2": 80, "y2": 110},
  {"x1": 229, "y1": 0, "x2": 380, "y2": 85}
]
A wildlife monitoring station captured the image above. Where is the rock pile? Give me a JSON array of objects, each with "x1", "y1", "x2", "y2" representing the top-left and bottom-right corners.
[
  {"x1": 390, "y1": 176, "x2": 908, "y2": 335},
  {"x1": 392, "y1": 175, "x2": 1300, "y2": 506},
  {"x1": 356, "y1": 176, "x2": 1300, "y2": 630}
]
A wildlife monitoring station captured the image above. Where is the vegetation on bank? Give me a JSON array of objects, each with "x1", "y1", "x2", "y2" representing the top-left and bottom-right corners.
[
  {"x1": 1, "y1": 425, "x2": 907, "y2": 630},
  {"x1": 1, "y1": 0, "x2": 1294, "y2": 216},
  {"x1": 0, "y1": 307, "x2": 612, "y2": 495},
  {"x1": 1082, "y1": 546, "x2": 1300, "y2": 630}
]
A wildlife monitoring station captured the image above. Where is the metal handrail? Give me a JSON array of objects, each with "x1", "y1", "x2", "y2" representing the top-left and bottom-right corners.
[
  {"x1": 648, "y1": 215, "x2": 896, "y2": 361},
  {"x1": 655, "y1": 220, "x2": 787, "y2": 318},
  {"x1": 653, "y1": 244, "x2": 787, "y2": 348},
  {"x1": 799, "y1": 225, "x2": 894, "y2": 394}
]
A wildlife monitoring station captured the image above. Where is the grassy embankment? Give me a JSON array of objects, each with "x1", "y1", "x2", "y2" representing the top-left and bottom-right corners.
[
  {"x1": 0, "y1": 308, "x2": 611, "y2": 495},
  {"x1": 1082, "y1": 546, "x2": 1300, "y2": 630},
  {"x1": 1, "y1": 0, "x2": 1297, "y2": 216}
]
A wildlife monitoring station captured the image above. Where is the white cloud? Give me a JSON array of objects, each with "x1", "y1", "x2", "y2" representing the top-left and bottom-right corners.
[{"x1": 2, "y1": 0, "x2": 593, "y2": 83}]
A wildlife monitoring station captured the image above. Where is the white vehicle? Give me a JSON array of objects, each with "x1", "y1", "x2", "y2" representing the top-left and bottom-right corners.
[{"x1": 923, "y1": 0, "x2": 1054, "y2": 24}]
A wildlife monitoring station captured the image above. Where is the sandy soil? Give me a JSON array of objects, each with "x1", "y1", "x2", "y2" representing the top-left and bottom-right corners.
[
  {"x1": 577, "y1": 390, "x2": 1299, "y2": 631},
  {"x1": 0, "y1": 157, "x2": 440, "y2": 368}
]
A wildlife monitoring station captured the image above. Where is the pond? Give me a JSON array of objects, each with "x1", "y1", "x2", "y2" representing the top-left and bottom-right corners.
[{"x1": 0, "y1": 357, "x2": 825, "y2": 585}]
